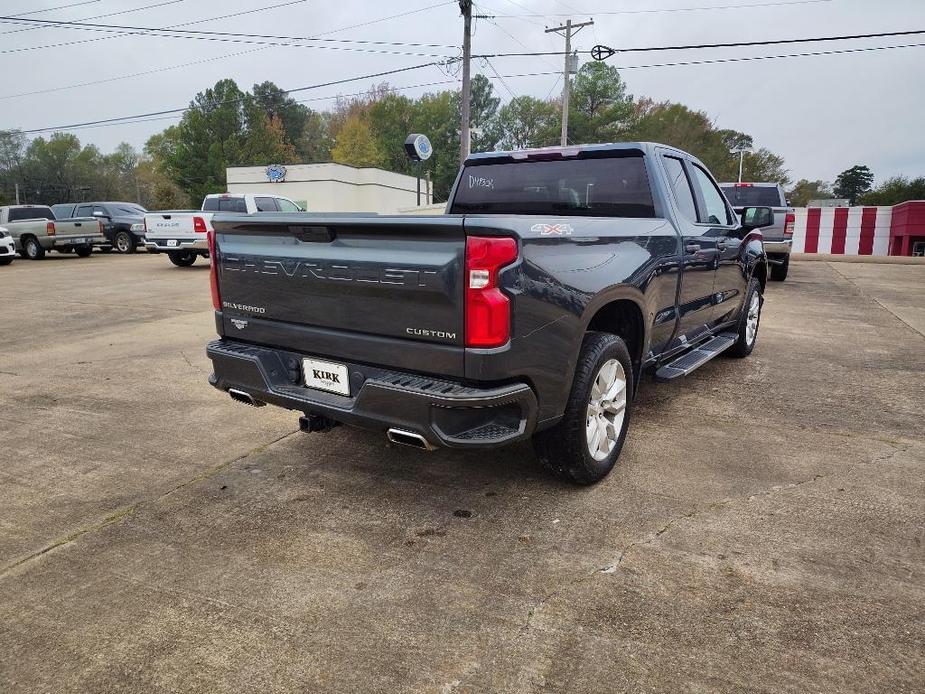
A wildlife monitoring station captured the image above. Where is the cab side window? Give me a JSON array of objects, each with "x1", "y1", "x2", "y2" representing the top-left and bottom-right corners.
[
  {"x1": 75, "y1": 204, "x2": 93, "y2": 217},
  {"x1": 662, "y1": 156, "x2": 697, "y2": 222},
  {"x1": 255, "y1": 197, "x2": 279, "y2": 212},
  {"x1": 690, "y1": 165, "x2": 732, "y2": 226}
]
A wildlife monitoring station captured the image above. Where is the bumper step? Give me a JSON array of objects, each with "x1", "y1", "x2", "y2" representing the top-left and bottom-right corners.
[{"x1": 655, "y1": 332, "x2": 737, "y2": 382}]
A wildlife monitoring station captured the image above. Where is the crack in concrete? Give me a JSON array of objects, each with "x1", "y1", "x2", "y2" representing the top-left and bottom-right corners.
[
  {"x1": 0, "y1": 429, "x2": 300, "y2": 580},
  {"x1": 827, "y1": 263, "x2": 925, "y2": 341},
  {"x1": 510, "y1": 439, "x2": 911, "y2": 645}
]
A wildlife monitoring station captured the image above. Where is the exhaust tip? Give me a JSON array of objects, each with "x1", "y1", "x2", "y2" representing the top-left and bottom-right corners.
[
  {"x1": 387, "y1": 428, "x2": 435, "y2": 451},
  {"x1": 228, "y1": 388, "x2": 265, "y2": 407}
]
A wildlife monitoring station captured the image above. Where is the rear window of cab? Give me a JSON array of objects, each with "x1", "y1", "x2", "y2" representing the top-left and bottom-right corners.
[
  {"x1": 450, "y1": 156, "x2": 656, "y2": 218},
  {"x1": 203, "y1": 197, "x2": 247, "y2": 213}
]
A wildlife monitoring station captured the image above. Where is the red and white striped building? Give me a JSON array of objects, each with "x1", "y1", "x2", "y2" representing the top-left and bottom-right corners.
[{"x1": 790, "y1": 200, "x2": 925, "y2": 256}]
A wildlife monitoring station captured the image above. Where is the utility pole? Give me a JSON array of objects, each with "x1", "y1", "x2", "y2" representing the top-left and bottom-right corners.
[
  {"x1": 459, "y1": 0, "x2": 473, "y2": 164},
  {"x1": 732, "y1": 148, "x2": 751, "y2": 183},
  {"x1": 546, "y1": 18, "x2": 593, "y2": 146},
  {"x1": 14, "y1": 182, "x2": 20, "y2": 204}
]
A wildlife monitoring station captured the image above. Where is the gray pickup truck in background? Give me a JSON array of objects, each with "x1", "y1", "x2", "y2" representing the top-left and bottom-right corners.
[
  {"x1": 721, "y1": 183, "x2": 794, "y2": 281},
  {"x1": 1, "y1": 205, "x2": 106, "y2": 259}
]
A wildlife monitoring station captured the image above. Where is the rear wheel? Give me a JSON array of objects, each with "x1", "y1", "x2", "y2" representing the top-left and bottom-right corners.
[
  {"x1": 728, "y1": 278, "x2": 762, "y2": 358},
  {"x1": 114, "y1": 230, "x2": 136, "y2": 253},
  {"x1": 770, "y1": 255, "x2": 789, "y2": 281},
  {"x1": 168, "y1": 250, "x2": 197, "y2": 267},
  {"x1": 74, "y1": 245, "x2": 93, "y2": 257},
  {"x1": 533, "y1": 332, "x2": 633, "y2": 485},
  {"x1": 23, "y1": 237, "x2": 45, "y2": 260}
]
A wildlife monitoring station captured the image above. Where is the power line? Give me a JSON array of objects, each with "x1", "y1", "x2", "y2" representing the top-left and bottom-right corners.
[
  {"x1": 470, "y1": 29, "x2": 925, "y2": 59},
  {"x1": 0, "y1": 0, "x2": 185, "y2": 36},
  {"x1": 0, "y1": 2, "x2": 455, "y2": 101},
  {"x1": 8, "y1": 0, "x2": 101, "y2": 17},
  {"x1": 485, "y1": 0, "x2": 833, "y2": 17},
  {"x1": 0, "y1": 0, "x2": 312, "y2": 55},
  {"x1": 16, "y1": 36, "x2": 924, "y2": 135}
]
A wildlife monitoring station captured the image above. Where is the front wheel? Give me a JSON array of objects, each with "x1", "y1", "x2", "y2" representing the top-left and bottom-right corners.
[
  {"x1": 114, "y1": 231, "x2": 136, "y2": 253},
  {"x1": 533, "y1": 332, "x2": 634, "y2": 485},
  {"x1": 167, "y1": 251, "x2": 197, "y2": 267},
  {"x1": 74, "y1": 245, "x2": 93, "y2": 257},
  {"x1": 727, "y1": 278, "x2": 763, "y2": 358}
]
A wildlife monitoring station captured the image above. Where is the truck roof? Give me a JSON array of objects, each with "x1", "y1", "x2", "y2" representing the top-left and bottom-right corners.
[{"x1": 465, "y1": 142, "x2": 685, "y2": 164}]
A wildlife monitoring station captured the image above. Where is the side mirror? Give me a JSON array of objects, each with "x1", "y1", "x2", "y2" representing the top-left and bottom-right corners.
[{"x1": 740, "y1": 206, "x2": 774, "y2": 231}]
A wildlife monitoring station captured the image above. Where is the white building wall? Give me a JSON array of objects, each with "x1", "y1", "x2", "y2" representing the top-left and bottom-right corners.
[{"x1": 225, "y1": 163, "x2": 430, "y2": 214}]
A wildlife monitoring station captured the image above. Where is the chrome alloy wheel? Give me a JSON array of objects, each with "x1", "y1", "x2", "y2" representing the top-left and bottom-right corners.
[
  {"x1": 745, "y1": 291, "x2": 761, "y2": 346},
  {"x1": 585, "y1": 359, "x2": 627, "y2": 461},
  {"x1": 116, "y1": 232, "x2": 132, "y2": 253}
]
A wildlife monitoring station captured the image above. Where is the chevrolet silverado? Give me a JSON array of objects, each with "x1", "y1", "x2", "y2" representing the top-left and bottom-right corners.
[{"x1": 206, "y1": 143, "x2": 773, "y2": 484}]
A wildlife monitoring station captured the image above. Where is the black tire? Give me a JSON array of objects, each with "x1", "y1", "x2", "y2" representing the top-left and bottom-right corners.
[
  {"x1": 727, "y1": 277, "x2": 763, "y2": 358},
  {"x1": 22, "y1": 236, "x2": 45, "y2": 260},
  {"x1": 532, "y1": 332, "x2": 634, "y2": 485},
  {"x1": 0, "y1": 257, "x2": 12, "y2": 266},
  {"x1": 769, "y1": 255, "x2": 789, "y2": 281},
  {"x1": 74, "y1": 245, "x2": 93, "y2": 257},
  {"x1": 167, "y1": 251, "x2": 197, "y2": 267},
  {"x1": 114, "y1": 231, "x2": 136, "y2": 254}
]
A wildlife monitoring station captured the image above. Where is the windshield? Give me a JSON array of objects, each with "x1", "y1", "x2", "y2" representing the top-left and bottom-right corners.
[
  {"x1": 721, "y1": 185, "x2": 783, "y2": 207},
  {"x1": 450, "y1": 156, "x2": 656, "y2": 218},
  {"x1": 203, "y1": 197, "x2": 247, "y2": 213}
]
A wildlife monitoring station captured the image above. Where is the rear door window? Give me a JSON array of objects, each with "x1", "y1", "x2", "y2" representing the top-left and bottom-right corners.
[
  {"x1": 202, "y1": 197, "x2": 248, "y2": 213},
  {"x1": 75, "y1": 204, "x2": 94, "y2": 217},
  {"x1": 255, "y1": 197, "x2": 279, "y2": 212},
  {"x1": 450, "y1": 155, "x2": 655, "y2": 217}
]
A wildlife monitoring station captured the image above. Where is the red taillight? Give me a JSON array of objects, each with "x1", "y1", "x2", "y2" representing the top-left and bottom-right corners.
[
  {"x1": 46, "y1": 221, "x2": 55, "y2": 236},
  {"x1": 784, "y1": 212, "x2": 795, "y2": 236},
  {"x1": 208, "y1": 230, "x2": 221, "y2": 311},
  {"x1": 98, "y1": 220, "x2": 104, "y2": 234},
  {"x1": 193, "y1": 216, "x2": 207, "y2": 233},
  {"x1": 465, "y1": 236, "x2": 518, "y2": 348}
]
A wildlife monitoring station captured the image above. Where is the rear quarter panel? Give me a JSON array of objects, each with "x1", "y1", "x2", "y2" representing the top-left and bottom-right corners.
[{"x1": 463, "y1": 215, "x2": 681, "y2": 422}]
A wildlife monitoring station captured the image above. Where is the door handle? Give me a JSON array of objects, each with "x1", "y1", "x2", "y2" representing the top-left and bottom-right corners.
[
  {"x1": 685, "y1": 242, "x2": 701, "y2": 253},
  {"x1": 74, "y1": 222, "x2": 81, "y2": 227},
  {"x1": 715, "y1": 239, "x2": 727, "y2": 250}
]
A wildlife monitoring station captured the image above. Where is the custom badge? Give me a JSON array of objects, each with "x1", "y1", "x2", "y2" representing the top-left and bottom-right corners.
[
  {"x1": 230, "y1": 318, "x2": 248, "y2": 330},
  {"x1": 531, "y1": 223, "x2": 574, "y2": 236}
]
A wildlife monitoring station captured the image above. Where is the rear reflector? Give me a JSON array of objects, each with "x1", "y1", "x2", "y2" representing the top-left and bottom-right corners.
[
  {"x1": 208, "y1": 230, "x2": 221, "y2": 311},
  {"x1": 465, "y1": 236, "x2": 517, "y2": 348},
  {"x1": 46, "y1": 221, "x2": 55, "y2": 236},
  {"x1": 784, "y1": 212, "x2": 795, "y2": 236},
  {"x1": 193, "y1": 216, "x2": 207, "y2": 233}
]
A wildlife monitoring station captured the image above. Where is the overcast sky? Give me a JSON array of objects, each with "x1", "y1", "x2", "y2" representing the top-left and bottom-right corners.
[{"x1": 2, "y1": 0, "x2": 923, "y2": 184}]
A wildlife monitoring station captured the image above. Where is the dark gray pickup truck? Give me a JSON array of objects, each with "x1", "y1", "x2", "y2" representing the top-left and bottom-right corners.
[{"x1": 206, "y1": 143, "x2": 773, "y2": 484}]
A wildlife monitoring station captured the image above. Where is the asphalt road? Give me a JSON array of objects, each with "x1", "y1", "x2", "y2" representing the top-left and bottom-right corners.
[{"x1": 1, "y1": 252, "x2": 922, "y2": 693}]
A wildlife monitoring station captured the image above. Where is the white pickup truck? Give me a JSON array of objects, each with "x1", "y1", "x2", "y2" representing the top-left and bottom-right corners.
[
  {"x1": 1, "y1": 205, "x2": 106, "y2": 259},
  {"x1": 143, "y1": 193, "x2": 302, "y2": 267}
]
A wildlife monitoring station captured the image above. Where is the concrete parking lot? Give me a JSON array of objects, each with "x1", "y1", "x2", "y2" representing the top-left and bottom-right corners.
[{"x1": 1, "y1": 253, "x2": 922, "y2": 692}]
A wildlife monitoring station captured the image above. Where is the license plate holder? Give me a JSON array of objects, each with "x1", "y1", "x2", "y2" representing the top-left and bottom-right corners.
[
  {"x1": 303, "y1": 358, "x2": 350, "y2": 396},
  {"x1": 166, "y1": 239, "x2": 179, "y2": 247}
]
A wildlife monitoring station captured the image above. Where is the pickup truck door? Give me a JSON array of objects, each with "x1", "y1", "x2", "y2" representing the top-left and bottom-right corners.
[
  {"x1": 688, "y1": 163, "x2": 746, "y2": 326},
  {"x1": 659, "y1": 154, "x2": 720, "y2": 346}
]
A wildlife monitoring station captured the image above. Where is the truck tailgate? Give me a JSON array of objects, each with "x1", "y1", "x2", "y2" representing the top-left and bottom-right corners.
[{"x1": 212, "y1": 214, "x2": 467, "y2": 376}]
